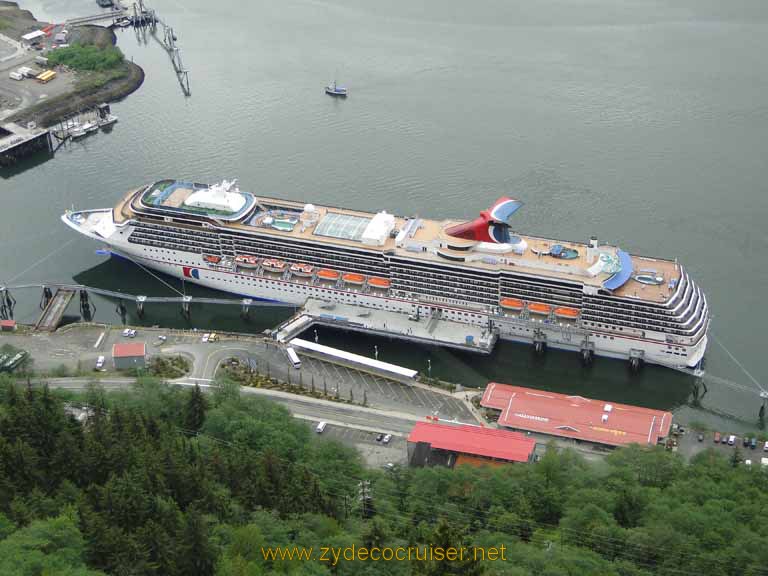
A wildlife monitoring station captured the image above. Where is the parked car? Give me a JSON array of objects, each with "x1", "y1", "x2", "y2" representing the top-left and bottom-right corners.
[
  {"x1": 121, "y1": 328, "x2": 136, "y2": 338},
  {"x1": 713, "y1": 432, "x2": 721, "y2": 443},
  {"x1": 375, "y1": 433, "x2": 384, "y2": 442},
  {"x1": 727, "y1": 434, "x2": 736, "y2": 446},
  {"x1": 157, "y1": 335, "x2": 167, "y2": 342},
  {"x1": 743, "y1": 436, "x2": 750, "y2": 447},
  {"x1": 721, "y1": 433, "x2": 729, "y2": 444},
  {"x1": 697, "y1": 433, "x2": 704, "y2": 442},
  {"x1": 201, "y1": 333, "x2": 210, "y2": 343},
  {"x1": 95, "y1": 355, "x2": 105, "y2": 371},
  {"x1": 750, "y1": 437, "x2": 758, "y2": 449},
  {"x1": 764, "y1": 441, "x2": 768, "y2": 452},
  {"x1": 382, "y1": 434, "x2": 392, "y2": 444}
]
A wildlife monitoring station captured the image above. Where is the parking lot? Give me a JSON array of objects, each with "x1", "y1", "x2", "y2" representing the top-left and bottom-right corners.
[
  {"x1": 675, "y1": 427, "x2": 768, "y2": 462},
  {"x1": 305, "y1": 420, "x2": 408, "y2": 469}
]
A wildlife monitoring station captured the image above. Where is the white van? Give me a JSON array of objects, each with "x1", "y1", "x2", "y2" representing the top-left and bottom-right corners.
[
  {"x1": 316, "y1": 421, "x2": 327, "y2": 434},
  {"x1": 286, "y1": 347, "x2": 301, "y2": 369},
  {"x1": 95, "y1": 355, "x2": 105, "y2": 371}
]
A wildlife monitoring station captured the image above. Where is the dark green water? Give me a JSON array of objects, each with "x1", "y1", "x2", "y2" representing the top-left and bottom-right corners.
[{"x1": 2, "y1": 0, "x2": 767, "y2": 427}]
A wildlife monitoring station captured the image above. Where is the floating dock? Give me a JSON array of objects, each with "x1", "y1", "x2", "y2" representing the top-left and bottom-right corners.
[
  {"x1": 34, "y1": 288, "x2": 75, "y2": 331},
  {"x1": 275, "y1": 298, "x2": 497, "y2": 354}
]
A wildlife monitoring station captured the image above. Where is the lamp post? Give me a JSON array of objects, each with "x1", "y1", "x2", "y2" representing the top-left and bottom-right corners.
[{"x1": 427, "y1": 358, "x2": 431, "y2": 379}]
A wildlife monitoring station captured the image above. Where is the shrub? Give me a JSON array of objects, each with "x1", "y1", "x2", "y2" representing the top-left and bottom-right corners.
[{"x1": 47, "y1": 43, "x2": 124, "y2": 72}]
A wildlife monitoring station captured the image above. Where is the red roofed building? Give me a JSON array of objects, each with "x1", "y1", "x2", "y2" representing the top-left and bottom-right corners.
[
  {"x1": 112, "y1": 342, "x2": 146, "y2": 370},
  {"x1": 0, "y1": 319, "x2": 17, "y2": 332},
  {"x1": 407, "y1": 421, "x2": 536, "y2": 468},
  {"x1": 481, "y1": 383, "x2": 672, "y2": 449}
]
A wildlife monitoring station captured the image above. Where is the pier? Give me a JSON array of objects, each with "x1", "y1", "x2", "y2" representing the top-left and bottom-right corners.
[
  {"x1": 275, "y1": 298, "x2": 497, "y2": 354},
  {"x1": 0, "y1": 122, "x2": 52, "y2": 167},
  {"x1": 34, "y1": 288, "x2": 75, "y2": 331}
]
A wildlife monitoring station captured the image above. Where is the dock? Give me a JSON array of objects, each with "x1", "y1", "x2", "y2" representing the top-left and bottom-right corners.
[
  {"x1": 275, "y1": 298, "x2": 497, "y2": 354},
  {"x1": 34, "y1": 288, "x2": 76, "y2": 331},
  {"x1": 0, "y1": 122, "x2": 51, "y2": 166}
]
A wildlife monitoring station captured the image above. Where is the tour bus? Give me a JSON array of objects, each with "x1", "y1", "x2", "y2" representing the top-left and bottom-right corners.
[{"x1": 286, "y1": 347, "x2": 301, "y2": 369}]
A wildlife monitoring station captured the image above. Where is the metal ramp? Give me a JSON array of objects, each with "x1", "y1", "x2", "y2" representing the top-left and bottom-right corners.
[{"x1": 34, "y1": 288, "x2": 75, "y2": 331}]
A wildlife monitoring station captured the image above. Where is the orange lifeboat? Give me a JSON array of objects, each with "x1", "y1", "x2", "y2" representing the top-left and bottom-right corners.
[
  {"x1": 528, "y1": 302, "x2": 552, "y2": 315},
  {"x1": 500, "y1": 298, "x2": 524, "y2": 311},
  {"x1": 317, "y1": 268, "x2": 340, "y2": 281},
  {"x1": 234, "y1": 254, "x2": 259, "y2": 268},
  {"x1": 554, "y1": 307, "x2": 580, "y2": 320},
  {"x1": 262, "y1": 258, "x2": 286, "y2": 273},
  {"x1": 368, "y1": 277, "x2": 391, "y2": 289},
  {"x1": 342, "y1": 272, "x2": 366, "y2": 285},
  {"x1": 203, "y1": 254, "x2": 222, "y2": 264},
  {"x1": 290, "y1": 263, "x2": 314, "y2": 277}
]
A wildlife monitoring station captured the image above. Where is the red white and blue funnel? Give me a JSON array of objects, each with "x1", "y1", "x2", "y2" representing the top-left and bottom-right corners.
[{"x1": 445, "y1": 197, "x2": 523, "y2": 243}]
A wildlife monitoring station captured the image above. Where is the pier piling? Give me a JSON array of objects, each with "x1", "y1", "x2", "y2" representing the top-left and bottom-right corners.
[{"x1": 136, "y1": 295, "x2": 146, "y2": 318}]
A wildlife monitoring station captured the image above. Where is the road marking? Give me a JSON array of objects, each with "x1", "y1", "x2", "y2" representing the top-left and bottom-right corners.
[{"x1": 94, "y1": 332, "x2": 105, "y2": 349}]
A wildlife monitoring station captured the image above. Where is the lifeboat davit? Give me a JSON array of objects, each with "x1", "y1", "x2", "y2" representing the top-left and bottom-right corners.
[
  {"x1": 204, "y1": 254, "x2": 222, "y2": 264},
  {"x1": 290, "y1": 263, "x2": 314, "y2": 277},
  {"x1": 234, "y1": 254, "x2": 259, "y2": 268},
  {"x1": 500, "y1": 298, "x2": 524, "y2": 311},
  {"x1": 528, "y1": 302, "x2": 552, "y2": 315},
  {"x1": 262, "y1": 258, "x2": 286, "y2": 273},
  {"x1": 554, "y1": 307, "x2": 580, "y2": 320},
  {"x1": 317, "y1": 268, "x2": 340, "y2": 281},
  {"x1": 368, "y1": 277, "x2": 391, "y2": 289},
  {"x1": 342, "y1": 272, "x2": 366, "y2": 285}
]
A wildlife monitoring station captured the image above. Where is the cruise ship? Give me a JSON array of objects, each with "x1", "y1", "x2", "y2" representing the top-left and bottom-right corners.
[{"x1": 62, "y1": 179, "x2": 709, "y2": 371}]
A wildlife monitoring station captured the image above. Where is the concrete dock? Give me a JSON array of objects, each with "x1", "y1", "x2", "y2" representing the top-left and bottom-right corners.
[{"x1": 275, "y1": 298, "x2": 497, "y2": 354}]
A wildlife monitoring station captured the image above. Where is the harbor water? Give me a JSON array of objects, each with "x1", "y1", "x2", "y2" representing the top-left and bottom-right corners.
[{"x1": 2, "y1": 0, "x2": 767, "y2": 428}]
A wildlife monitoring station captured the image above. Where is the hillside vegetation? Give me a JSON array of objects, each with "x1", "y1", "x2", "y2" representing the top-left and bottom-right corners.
[{"x1": 0, "y1": 374, "x2": 767, "y2": 576}]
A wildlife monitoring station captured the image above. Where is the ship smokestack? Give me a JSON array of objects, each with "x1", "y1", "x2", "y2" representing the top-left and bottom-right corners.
[{"x1": 587, "y1": 236, "x2": 598, "y2": 263}]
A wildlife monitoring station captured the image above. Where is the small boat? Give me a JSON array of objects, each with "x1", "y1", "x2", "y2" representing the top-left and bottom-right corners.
[
  {"x1": 317, "y1": 268, "x2": 340, "y2": 281},
  {"x1": 368, "y1": 277, "x2": 391, "y2": 289},
  {"x1": 554, "y1": 307, "x2": 580, "y2": 320},
  {"x1": 234, "y1": 254, "x2": 260, "y2": 268},
  {"x1": 634, "y1": 270, "x2": 664, "y2": 285},
  {"x1": 290, "y1": 263, "x2": 314, "y2": 277},
  {"x1": 69, "y1": 125, "x2": 87, "y2": 139},
  {"x1": 262, "y1": 258, "x2": 287, "y2": 273},
  {"x1": 550, "y1": 244, "x2": 579, "y2": 260},
  {"x1": 114, "y1": 17, "x2": 132, "y2": 28},
  {"x1": 342, "y1": 272, "x2": 365, "y2": 285},
  {"x1": 325, "y1": 80, "x2": 347, "y2": 97},
  {"x1": 500, "y1": 298, "x2": 524, "y2": 311},
  {"x1": 528, "y1": 302, "x2": 552, "y2": 315},
  {"x1": 203, "y1": 254, "x2": 222, "y2": 264},
  {"x1": 99, "y1": 114, "x2": 118, "y2": 129}
]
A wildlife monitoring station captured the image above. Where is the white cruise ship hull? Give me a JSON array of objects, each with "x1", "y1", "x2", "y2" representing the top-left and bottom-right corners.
[{"x1": 62, "y1": 209, "x2": 706, "y2": 372}]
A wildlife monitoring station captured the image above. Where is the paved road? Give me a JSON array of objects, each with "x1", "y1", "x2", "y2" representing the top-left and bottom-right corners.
[{"x1": 40, "y1": 376, "x2": 421, "y2": 436}]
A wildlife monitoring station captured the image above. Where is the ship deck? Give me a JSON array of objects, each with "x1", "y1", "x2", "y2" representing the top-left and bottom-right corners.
[{"x1": 111, "y1": 185, "x2": 681, "y2": 304}]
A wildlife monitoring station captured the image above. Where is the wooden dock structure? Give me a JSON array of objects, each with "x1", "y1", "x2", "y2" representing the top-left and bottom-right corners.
[
  {"x1": 34, "y1": 288, "x2": 76, "y2": 331},
  {"x1": 0, "y1": 123, "x2": 52, "y2": 167}
]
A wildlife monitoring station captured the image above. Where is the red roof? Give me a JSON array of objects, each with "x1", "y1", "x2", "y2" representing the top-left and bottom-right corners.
[
  {"x1": 408, "y1": 421, "x2": 535, "y2": 463},
  {"x1": 481, "y1": 383, "x2": 672, "y2": 448},
  {"x1": 112, "y1": 342, "x2": 146, "y2": 358}
]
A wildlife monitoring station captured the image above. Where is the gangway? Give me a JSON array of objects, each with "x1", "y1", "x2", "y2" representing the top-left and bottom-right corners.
[{"x1": 34, "y1": 288, "x2": 75, "y2": 331}]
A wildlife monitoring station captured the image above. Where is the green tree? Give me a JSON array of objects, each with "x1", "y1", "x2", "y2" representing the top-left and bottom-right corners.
[{"x1": 185, "y1": 383, "x2": 209, "y2": 433}]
